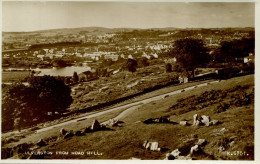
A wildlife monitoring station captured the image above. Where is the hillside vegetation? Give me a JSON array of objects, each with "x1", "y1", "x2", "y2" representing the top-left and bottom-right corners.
[{"x1": 2, "y1": 75, "x2": 254, "y2": 160}]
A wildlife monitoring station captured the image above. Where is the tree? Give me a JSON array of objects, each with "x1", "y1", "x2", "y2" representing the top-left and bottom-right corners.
[
  {"x1": 28, "y1": 75, "x2": 73, "y2": 118},
  {"x1": 51, "y1": 59, "x2": 67, "y2": 67},
  {"x1": 72, "y1": 72, "x2": 79, "y2": 83},
  {"x1": 2, "y1": 83, "x2": 37, "y2": 131},
  {"x1": 169, "y1": 39, "x2": 210, "y2": 77},
  {"x1": 125, "y1": 58, "x2": 138, "y2": 73}
]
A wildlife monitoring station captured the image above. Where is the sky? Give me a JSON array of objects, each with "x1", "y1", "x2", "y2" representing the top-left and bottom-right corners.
[{"x1": 2, "y1": 1, "x2": 255, "y2": 32}]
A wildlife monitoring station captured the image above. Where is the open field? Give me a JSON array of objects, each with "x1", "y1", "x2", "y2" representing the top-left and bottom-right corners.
[
  {"x1": 2, "y1": 74, "x2": 254, "y2": 160},
  {"x1": 2, "y1": 71, "x2": 30, "y2": 82}
]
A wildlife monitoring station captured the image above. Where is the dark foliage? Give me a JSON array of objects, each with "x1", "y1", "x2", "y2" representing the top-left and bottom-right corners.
[
  {"x1": 168, "y1": 39, "x2": 211, "y2": 77},
  {"x1": 2, "y1": 76, "x2": 72, "y2": 132},
  {"x1": 124, "y1": 58, "x2": 138, "y2": 73}
]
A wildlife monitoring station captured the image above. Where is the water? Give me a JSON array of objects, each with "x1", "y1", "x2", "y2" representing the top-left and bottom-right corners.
[{"x1": 33, "y1": 66, "x2": 91, "y2": 77}]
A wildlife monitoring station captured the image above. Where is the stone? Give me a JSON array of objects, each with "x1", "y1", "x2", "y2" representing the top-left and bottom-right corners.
[
  {"x1": 75, "y1": 131, "x2": 83, "y2": 136},
  {"x1": 143, "y1": 140, "x2": 149, "y2": 148},
  {"x1": 60, "y1": 128, "x2": 67, "y2": 136},
  {"x1": 220, "y1": 128, "x2": 227, "y2": 133},
  {"x1": 171, "y1": 149, "x2": 181, "y2": 157},
  {"x1": 218, "y1": 146, "x2": 225, "y2": 152},
  {"x1": 108, "y1": 119, "x2": 118, "y2": 127},
  {"x1": 150, "y1": 142, "x2": 160, "y2": 151},
  {"x1": 143, "y1": 118, "x2": 154, "y2": 124},
  {"x1": 143, "y1": 141, "x2": 160, "y2": 151},
  {"x1": 165, "y1": 153, "x2": 175, "y2": 160},
  {"x1": 180, "y1": 121, "x2": 187, "y2": 126},
  {"x1": 193, "y1": 114, "x2": 199, "y2": 126},
  {"x1": 91, "y1": 120, "x2": 101, "y2": 131},
  {"x1": 229, "y1": 141, "x2": 235, "y2": 148},
  {"x1": 210, "y1": 120, "x2": 219, "y2": 125},
  {"x1": 196, "y1": 139, "x2": 206, "y2": 146},
  {"x1": 201, "y1": 115, "x2": 211, "y2": 126},
  {"x1": 64, "y1": 131, "x2": 74, "y2": 139},
  {"x1": 37, "y1": 139, "x2": 46, "y2": 147},
  {"x1": 190, "y1": 145, "x2": 199, "y2": 155},
  {"x1": 83, "y1": 126, "x2": 92, "y2": 133}
]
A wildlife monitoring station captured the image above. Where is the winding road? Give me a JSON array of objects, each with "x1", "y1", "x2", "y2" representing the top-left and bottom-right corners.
[{"x1": 36, "y1": 80, "x2": 221, "y2": 133}]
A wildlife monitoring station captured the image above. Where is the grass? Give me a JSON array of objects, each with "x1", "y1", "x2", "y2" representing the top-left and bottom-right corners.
[
  {"x1": 2, "y1": 74, "x2": 254, "y2": 160},
  {"x1": 2, "y1": 71, "x2": 30, "y2": 82}
]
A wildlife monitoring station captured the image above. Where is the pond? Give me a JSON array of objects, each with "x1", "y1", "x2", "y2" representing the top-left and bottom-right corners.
[{"x1": 33, "y1": 66, "x2": 91, "y2": 77}]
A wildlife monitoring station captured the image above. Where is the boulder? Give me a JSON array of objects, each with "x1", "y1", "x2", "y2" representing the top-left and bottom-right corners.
[
  {"x1": 180, "y1": 121, "x2": 187, "y2": 126},
  {"x1": 210, "y1": 120, "x2": 219, "y2": 125},
  {"x1": 171, "y1": 149, "x2": 181, "y2": 157},
  {"x1": 75, "y1": 130, "x2": 83, "y2": 136},
  {"x1": 60, "y1": 128, "x2": 67, "y2": 136},
  {"x1": 108, "y1": 119, "x2": 118, "y2": 127},
  {"x1": 193, "y1": 114, "x2": 199, "y2": 126},
  {"x1": 190, "y1": 145, "x2": 199, "y2": 155},
  {"x1": 83, "y1": 126, "x2": 92, "y2": 133},
  {"x1": 196, "y1": 139, "x2": 206, "y2": 146},
  {"x1": 64, "y1": 131, "x2": 74, "y2": 139},
  {"x1": 143, "y1": 141, "x2": 160, "y2": 151},
  {"x1": 150, "y1": 142, "x2": 160, "y2": 151},
  {"x1": 91, "y1": 120, "x2": 101, "y2": 131},
  {"x1": 143, "y1": 118, "x2": 154, "y2": 124},
  {"x1": 37, "y1": 139, "x2": 46, "y2": 147},
  {"x1": 201, "y1": 115, "x2": 211, "y2": 126},
  {"x1": 165, "y1": 153, "x2": 175, "y2": 160},
  {"x1": 229, "y1": 141, "x2": 235, "y2": 148}
]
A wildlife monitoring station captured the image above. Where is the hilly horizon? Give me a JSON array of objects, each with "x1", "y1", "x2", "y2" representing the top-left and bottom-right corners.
[{"x1": 2, "y1": 26, "x2": 254, "y2": 34}]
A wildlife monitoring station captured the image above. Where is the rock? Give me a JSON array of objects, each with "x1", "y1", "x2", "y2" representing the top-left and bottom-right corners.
[
  {"x1": 171, "y1": 149, "x2": 181, "y2": 157},
  {"x1": 190, "y1": 145, "x2": 199, "y2": 155},
  {"x1": 75, "y1": 131, "x2": 83, "y2": 136},
  {"x1": 150, "y1": 142, "x2": 160, "y2": 151},
  {"x1": 64, "y1": 131, "x2": 74, "y2": 139},
  {"x1": 196, "y1": 139, "x2": 206, "y2": 146},
  {"x1": 143, "y1": 118, "x2": 154, "y2": 124},
  {"x1": 143, "y1": 141, "x2": 160, "y2": 151},
  {"x1": 37, "y1": 139, "x2": 46, "y2": 147},
  {"x1": 60, "y1": 128, "x2": 67, "y2": 136},
  {"x1": 210, "y1": 120, "x2": 219, "y2": 125},
  {"x1": 165, "y1": 153, "x2": 175, "y2": 160},
  {"x1": 91, "y1": 120, "x2": 101, "y2": 131},
  {"x1": 108, "y1": 119, "x2": 118, "y2": 127},
  {"x1": 143, "y1": 140, "x2": 149, "y2": 148},
  {"x1": 83, "y1": 126, "x2": 92, "y2": 133},
  {"x1": 218, "y1": 146, "x2": 225, "y2": 152},
  {"x1": 201, "y1": 115, "x2": 211, "y2": 126},
  {"x1": 180, "y1": 121, "x2": 187, "y2": 126},
  {"x1": 220, "y1": 128, "x2": 227, "y2": 133},
  {"x1": 229, "y1": 141, "x2": 235, "y2": 148},
  {"x1": 193, "y1": 114, "x2": 199, "y2": 126}
]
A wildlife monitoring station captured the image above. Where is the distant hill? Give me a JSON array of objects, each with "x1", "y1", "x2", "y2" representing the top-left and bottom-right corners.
[{"x1": 2, "y1": 26, "x2": 254, "y2": 34}]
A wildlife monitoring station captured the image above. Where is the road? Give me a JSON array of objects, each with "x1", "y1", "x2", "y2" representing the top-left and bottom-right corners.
[{"x1": 36, "y1": 80, "x2": 221, "y2": 133}]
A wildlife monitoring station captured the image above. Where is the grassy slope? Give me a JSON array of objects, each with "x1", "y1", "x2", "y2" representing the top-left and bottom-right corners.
[
  {"x1": 33, "y1": 75, "x2": 254, "y2": 160},
  {"x1": 2, "y1": 72, "x2": 30, "y2": 82}
]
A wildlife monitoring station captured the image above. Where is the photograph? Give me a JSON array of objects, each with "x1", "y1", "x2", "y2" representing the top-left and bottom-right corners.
[{"x1": 1, "y1": 0, "x2": 256, "y2": 160}]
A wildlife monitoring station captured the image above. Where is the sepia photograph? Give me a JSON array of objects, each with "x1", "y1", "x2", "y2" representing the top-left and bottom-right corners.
[{"x1": 1, "y1": 0, "x2": 256, "y2": 161}]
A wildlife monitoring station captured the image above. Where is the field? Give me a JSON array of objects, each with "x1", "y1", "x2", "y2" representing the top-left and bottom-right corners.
[
  {"x1": 2, "y1": 74, "x2": 254, "y2": 160},
  {"x1": 2, "y1": 71, "x2": 30, "y2": 82}
]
